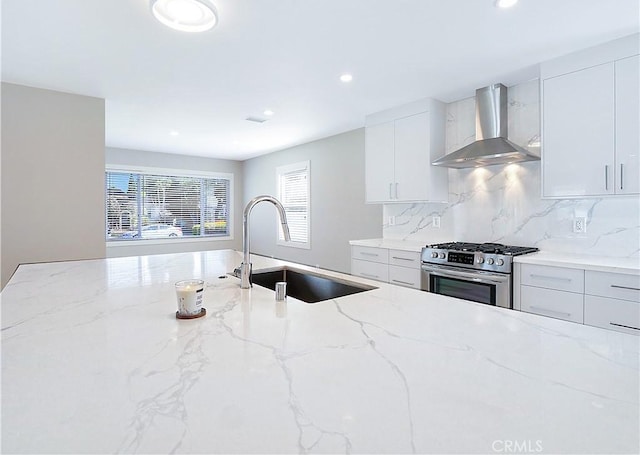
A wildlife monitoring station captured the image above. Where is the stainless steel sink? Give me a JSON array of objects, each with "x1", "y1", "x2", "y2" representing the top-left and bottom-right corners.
[{"x1": 250, "y1": 266, "x2": 376, "y2": 303}]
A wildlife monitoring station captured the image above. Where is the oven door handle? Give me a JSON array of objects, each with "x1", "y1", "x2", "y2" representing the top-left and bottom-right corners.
[{"x1": 422, "y1": 265, "x2": 509, "y2": 284}]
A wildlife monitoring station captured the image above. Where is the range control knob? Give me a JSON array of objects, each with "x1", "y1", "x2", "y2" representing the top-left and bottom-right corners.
[
  {"x1": 496, "y1": 258, "x2": 505, "y2": 266},
  {"x1": 477, "y1": 257, "x2": 485, "y2": 264},
  {"x1": 487, "y1": 258, "x2": 495, "y2": 265},
  {"x1": 439, "y1": 253, "x2": 446, "y2": 259},
  {"x1": 431, "y1": 252, "x2": 438, "y2": 258}
]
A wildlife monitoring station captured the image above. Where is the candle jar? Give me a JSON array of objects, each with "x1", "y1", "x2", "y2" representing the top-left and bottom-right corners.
[{"x1": 175, "y1": 279, "x2": 206, "y2": 319}]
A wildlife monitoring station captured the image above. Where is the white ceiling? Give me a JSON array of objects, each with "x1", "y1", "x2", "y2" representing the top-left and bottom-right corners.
[{"x1": 2, "y1": 0, "x2": 638, "y2": 161}]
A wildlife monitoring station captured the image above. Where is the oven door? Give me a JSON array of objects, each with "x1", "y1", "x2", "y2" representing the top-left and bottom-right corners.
[{"x1": 421, "y1": 263, "x2": 511, "y2": 309}]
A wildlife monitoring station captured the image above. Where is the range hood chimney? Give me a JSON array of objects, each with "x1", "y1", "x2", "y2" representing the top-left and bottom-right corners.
[{"x1": 432, "y1": 83, "x2": 540, "y2": 169}]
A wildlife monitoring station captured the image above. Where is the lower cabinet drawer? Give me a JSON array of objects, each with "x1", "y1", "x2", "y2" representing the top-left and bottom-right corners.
[
  {"x1": 351, "y1": 246, "x2": 388, "y2": 264},
  {"x1": 389, "y1": 249, "x2": 421, "y2": 268},
  {"x1": 351, "y1": 259, "x2": 389, "y2": 282},
  {"x1": 521, "y1": 285, "x2": 584, "y2": 323},
  {"x1": 584, "y1": 271, "x2": 640, "y2": 302},
  {"x1": 389, "y1": 265, "x2": 420, "y2": 289},
  {"x1": 520, "y1": 264, "x2": 584, "y2": 293},
  {"x1": 584, "y1": 295, "x2": 640, "y2": 335}
]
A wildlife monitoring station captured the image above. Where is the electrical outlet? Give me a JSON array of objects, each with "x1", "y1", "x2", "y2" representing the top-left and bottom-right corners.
[
  {"x1": 432, "y1": 216, "x2": 441, "y2": 229},
  {"x1": 388, "y1": 216, "x2": 395, "y2": 226},
  {"x1": 573, "y1": 217, "x2": 587, "y2": 233}
]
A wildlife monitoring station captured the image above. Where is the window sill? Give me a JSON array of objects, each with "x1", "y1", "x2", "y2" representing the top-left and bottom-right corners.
[
  {"x1": 277, "y1": 240, "x2": 311, "y2": 250},
  {"x1": 107, "y1": 235, "x2": 233, "y2": 248}
]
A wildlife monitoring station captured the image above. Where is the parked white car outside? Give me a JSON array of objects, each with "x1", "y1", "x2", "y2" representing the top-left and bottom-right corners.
[{"x1": 122, "y1": 224, "x2": 183, "y2": 239}]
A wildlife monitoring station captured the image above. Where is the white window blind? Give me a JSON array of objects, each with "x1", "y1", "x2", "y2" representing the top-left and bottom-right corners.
[
  {"x1": 106, "y1": 171, "x2": 231, "y2": 241},
  {"x1": 277, "y1": 161, "x2": 310, "y2": 247}
]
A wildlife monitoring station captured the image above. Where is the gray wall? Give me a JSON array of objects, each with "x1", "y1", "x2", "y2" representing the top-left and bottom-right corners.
[
  {"x1": 242, "y1": 128, "x2": 382, "y2": 273},
  {"x1": 106, "y1": 147, "x2": 243, "y2": 257},
  {"x1": 1, "y1": 83, "x2": 106, "y2": 288}
]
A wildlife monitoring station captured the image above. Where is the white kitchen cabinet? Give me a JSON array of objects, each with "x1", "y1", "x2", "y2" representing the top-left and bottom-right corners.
[
  {"x1": 542, "y1": 64, "x2": 615, "y2": 197},
  {"x1": 364, "y1": 122, "x2": 395, "y2": 202},
  {"x1": 351, "y1": 245, "x2": 389, "y2": 264},
  {"x1": 541, "y1": 33, "x2": 639, "y2": 198},
  {"x1": 515, "y1": 261, "x2": 639, "y2": 335},
  {"x1": 520, "y1": 264, "x2": 584, "y2": 293},
  {"x1": 388, "y1": 249, "x2": 421, "y2": 288},
  {"x1": 519, "y1": 264, "x2": 585, "y2": 323},
  {"x1": 351, "y1": 258, "x2": 389, "y2": 283},
  {"x1": 615, "y1": 55, "x2": 640, "y2": 195},
  {"x1": 388, "y1": 249, "x2": 421, "y2": 268},
  {"x1": 521, "y1": 285, "x2": 584, "y2": 323},
  {"x1": 584, "y1": 270, "x2": 640, "y2": 302},
  {"x1": 583, "y1": 270, "x2": 640, "y2": 335},
  {"x1": 393, "y1": 112, "x2": 432, "y2": 201},
  {"x1": 584, "y1": 295, "x2": 640, "y2": 336},
  {"x1": 365, "y1": 98, "x2": 448, "y2": 203},
  {"x1": 351, "y1": 246, "x2": 420, "y2": 289}
]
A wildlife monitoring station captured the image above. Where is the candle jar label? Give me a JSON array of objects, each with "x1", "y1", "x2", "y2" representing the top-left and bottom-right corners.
[{"x1": 175, "y1": 280, "x2": 205, "y2": 316}]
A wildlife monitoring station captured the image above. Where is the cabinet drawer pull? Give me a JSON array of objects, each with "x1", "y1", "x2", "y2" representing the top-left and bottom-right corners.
[
  {"x1": 529, "y1": 306, "x2": 571, "y2": 318},
  {"x1": 610, "y1": 322, "x2": 640, "y2": 331},
  {"x1": 391, "y1": 279, "x2": 414, "y2": 286},
  {"x1": 359, "y1": 252, "x2": 379, "y2": 257},
  {"x1": 361, "y1": 273, "x2": 380, "y2": 279},
  {"x1": 530, "y1": 274, "x2": 571, "y2": 282},
  {"x1": 395, "y1": 182, "x2": 399, "y2": 199},
  {"x1": 605, "y1": 165, "x2": 609, "y2": 191},
  {"x1": 620, "y1": 163, "x2": 624, "y2": 190},
  {"x1": 392, "y1": 256, "x2": 414, "y2": 262},
  {"x1": 611, "y1": 284, "x2": 640, "y2": 291},
  {"x1": 389, "y1": 183, "x2": 393, "y2": 199}
]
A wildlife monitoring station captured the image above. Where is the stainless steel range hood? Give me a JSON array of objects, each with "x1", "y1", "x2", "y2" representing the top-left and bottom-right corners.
[{"x1": 432, "y1": 83, "x2": 540, "y2": 169}]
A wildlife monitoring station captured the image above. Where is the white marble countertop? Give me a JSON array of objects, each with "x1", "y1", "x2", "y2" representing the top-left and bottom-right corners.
[
  {"x1": 2, "y1": 250, "x2": 639, "y2": 454},
  {"x1": 349, "y1": 238, "x2": 426, "y2": 252},
  {"x1": 514, "y1": 250, "x2": 640, "y2": 275}
]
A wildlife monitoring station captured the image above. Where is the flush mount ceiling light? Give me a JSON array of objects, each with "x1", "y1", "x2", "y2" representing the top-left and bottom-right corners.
[
  {"x1": 340, "y1": 74, "x2": 353, "y2": 82},
  {"x1": 150, "y1": 0, "x2": 218, "y2": 32},
  {"x1": 495, "y1": 0, "x2": 518, "y2": 8}
]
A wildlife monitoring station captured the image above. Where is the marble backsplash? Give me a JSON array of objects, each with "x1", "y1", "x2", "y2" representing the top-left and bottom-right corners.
[{"x1": 383, "y1": 79, "x2": 640, "y2": 258}]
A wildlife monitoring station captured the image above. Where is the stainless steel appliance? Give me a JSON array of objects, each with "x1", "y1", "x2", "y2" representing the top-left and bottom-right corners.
[
  {"x1": 421, "y1": 242, "x2": 538, "y2": 308},
  {"x1": 431, "y1": 84, "x2": 540, "y2": 168}
]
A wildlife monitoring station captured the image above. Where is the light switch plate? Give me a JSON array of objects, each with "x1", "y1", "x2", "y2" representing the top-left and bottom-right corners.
[{"x1": 432, "y1": 216, "x2": 441, "y2": 229}]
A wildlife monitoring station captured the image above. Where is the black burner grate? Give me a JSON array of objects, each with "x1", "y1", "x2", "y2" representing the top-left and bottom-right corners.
[{"x1": 427, "y1": 242, "x2": 538, "y2": 256}]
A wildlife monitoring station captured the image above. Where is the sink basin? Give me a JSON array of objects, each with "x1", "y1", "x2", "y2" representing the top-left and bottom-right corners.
[{"x1": 250, "y1": 267, "x2": 376, "y2": 303}]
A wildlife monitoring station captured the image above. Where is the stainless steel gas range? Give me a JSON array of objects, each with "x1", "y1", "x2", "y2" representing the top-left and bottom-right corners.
[{"x1": 421, "y1": 242, "x2": 539, "y2": 309}]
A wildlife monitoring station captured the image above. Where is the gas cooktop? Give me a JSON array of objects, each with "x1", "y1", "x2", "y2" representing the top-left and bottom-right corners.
[
  {"x1": 421, "y1": 242, "x2": 539, "y2": 273},
  {"x1": 426, "y1": 242, "x2": 539, "y2": 256}
]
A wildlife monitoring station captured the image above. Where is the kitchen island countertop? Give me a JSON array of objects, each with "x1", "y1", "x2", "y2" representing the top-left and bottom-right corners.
[{"x1": 1, "y1": 249, "x2": 638, "y2": 454}]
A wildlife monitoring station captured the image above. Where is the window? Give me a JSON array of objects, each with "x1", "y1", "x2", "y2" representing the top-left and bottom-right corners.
[
  {"x1": 277, "y1": 161, "x2": 310, "y2": 249},
  {"x1": 106, "y1": 169, "x2": 232, "y2": 242}
]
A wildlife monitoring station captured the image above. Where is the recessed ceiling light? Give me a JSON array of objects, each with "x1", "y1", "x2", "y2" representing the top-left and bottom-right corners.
[
  {"x1": 150, "y1": 0, "x2": 218, "y2": 32},
  {"x1": 495, "y1": 0, "x2": 518, "y2": 8},
  {"x1": 340, "y1": 74, "x2": 353, "y2": 83},
  {"x1": 263, "y1": 109, "x2": 274, "y2": 116},
  {"x1": 170, "y1": 130, "x2": 180, "y2": 136}
]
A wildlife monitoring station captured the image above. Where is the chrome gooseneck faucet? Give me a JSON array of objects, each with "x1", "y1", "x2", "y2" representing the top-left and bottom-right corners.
[{"x1": 240, "y1": 195, "x2": 291, "y2": 288}]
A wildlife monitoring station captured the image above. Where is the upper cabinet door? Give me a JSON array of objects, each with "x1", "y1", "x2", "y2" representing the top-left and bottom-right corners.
[
  {"x1": 365, "y1": 121, "x2": 395, "y2": 202},
  {"x1": 542, "y1": 63, "x2": 615, "y2": 198},
  {"x1": 615, "y1": 55, "x2": 640, "y2": 195},
  {"x1": 394, "y1": 112, "x2": 429, "y2": 201}
]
